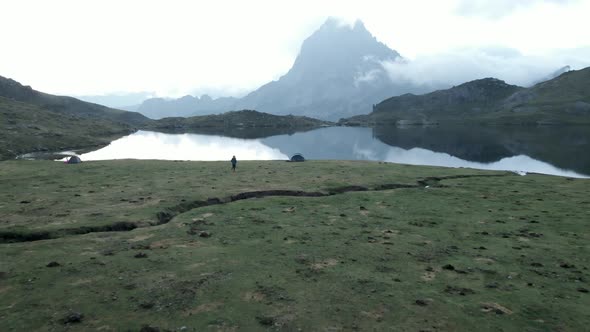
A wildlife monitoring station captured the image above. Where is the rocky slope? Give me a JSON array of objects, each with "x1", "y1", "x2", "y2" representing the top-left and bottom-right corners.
[{"x1": 342, "y1": 67, "x2": 590, "y2": 125}]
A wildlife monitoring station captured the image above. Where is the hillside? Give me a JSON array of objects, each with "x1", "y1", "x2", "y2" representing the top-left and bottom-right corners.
[
  {"x1": 0, "y1": 75, "x2": 150, "y2": 126},
  {"x1": 342, "y1": 67, "x2": 590, "y2": 125},
  {"x1": 499, "y1": 66, "x2": 590, "y2": 122},
  {"x1": 0, "y1": 97, "x2": 134, "y2": 160}
]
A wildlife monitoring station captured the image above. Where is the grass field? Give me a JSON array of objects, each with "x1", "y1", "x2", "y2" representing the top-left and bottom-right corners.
[{"x1": 0, "y1": 160, "x2": 588, "y2": 331}]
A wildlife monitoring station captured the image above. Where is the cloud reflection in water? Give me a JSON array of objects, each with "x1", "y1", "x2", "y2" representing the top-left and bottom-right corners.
[{"x1": 81, "y1": 131, "x2": 288, "y2": 161}]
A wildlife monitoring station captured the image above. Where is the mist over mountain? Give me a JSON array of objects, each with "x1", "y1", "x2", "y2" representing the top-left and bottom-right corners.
[
  {"x1": 529, "y1": 65, "x2": 571, "y2": 86},
  {"x1": 234, "y1": 19, "x2": 428, "y2": 120},
  {"x1": 136, "y1": 18, "x2": 428, "y2": 120},
  {"x1": 132, "y1": 18, "x2": 585, "y2": 121}
]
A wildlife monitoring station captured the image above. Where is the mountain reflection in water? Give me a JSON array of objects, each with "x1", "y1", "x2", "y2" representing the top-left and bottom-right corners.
[{"x1": 80, "y1": 127, "x2": 590, "y2": 178}]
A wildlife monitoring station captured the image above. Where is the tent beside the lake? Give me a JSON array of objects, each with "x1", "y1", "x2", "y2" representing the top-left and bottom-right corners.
[
  {"x1": 65, "y1": 156, "x2": 82, "y2": 164},
  {"x1": 290, "y1": 153, "x2": 305, "y2": 162}
]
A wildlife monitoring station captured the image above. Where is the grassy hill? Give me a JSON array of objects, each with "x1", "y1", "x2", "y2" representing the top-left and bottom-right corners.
[
  {"x1": 0, "y1": 97, "x2": 135, "y2": 160},
  {"x1": 341, "y1": 67, "x2": 590, "y2": 126},
  {"x1": 495, "y1": 66, "x2": 590, "y2": 124},
  {"x1": 0, "y1": 75, "x2": 154, "y2": 160},
  {"x1": 0, "y1": 160, "x2": 588, "y2": 330},
  {"x1": 0, "y1": 75, "x2": 150, "y2": 127},
  {"x1": 147, "y1": 110, "x2": 333, "y2": 138}
]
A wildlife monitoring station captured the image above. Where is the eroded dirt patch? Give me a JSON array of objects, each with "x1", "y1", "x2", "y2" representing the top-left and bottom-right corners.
[
  {"x1": 183, "y1": 301, "x2": 223, "y2": 316},
  {"x1": 480, "y1": 302, "x2": 513, "y2": 315}
]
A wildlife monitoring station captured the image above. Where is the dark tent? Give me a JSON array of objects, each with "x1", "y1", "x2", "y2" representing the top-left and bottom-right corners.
[
  {"x1": 290, "y1": 153, "x2": 305, "y2": 162},
  {"x1": 66, "y1": 156, "x2": 82, "y2": 164}
]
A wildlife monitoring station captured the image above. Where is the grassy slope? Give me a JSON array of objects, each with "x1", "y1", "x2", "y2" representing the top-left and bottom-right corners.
[
  {"x1": 488, "y1": 67, "x2": 590, "y2": 124},
  {"x1": 0, "y1": 160, "x2": 588, "y2": 331},
  {"x1": 0, "y1": 97, "x2": 134, "y2": 160},
  {"x1": 350, "y1": 67, "x2": 590, "y2": 125},
  {"x1": 527, "y1": 66, "x2": 590, "y2": 105},
  {"x1": 377, "y1": 78, "x2": 521, "y2": 121},
  {"x1": 148, "y1": 110, "x2": 332, "y2": 134},
  {"x1": 0, "y1": 75, "x2": 149, "y2": 127}
]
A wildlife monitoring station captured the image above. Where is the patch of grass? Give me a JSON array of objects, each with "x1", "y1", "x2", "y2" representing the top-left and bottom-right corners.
[{"x1": 0, "y1": 160, "x2": 490, "y2": 235}]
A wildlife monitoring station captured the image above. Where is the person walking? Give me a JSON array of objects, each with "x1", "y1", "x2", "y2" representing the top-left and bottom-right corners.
[{"x1": 231, "y1": 155, "x2": 237, "y2": 172}]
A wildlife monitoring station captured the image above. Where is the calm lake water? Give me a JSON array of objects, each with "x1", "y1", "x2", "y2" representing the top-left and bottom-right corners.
[{"x1": 79, "y1": 126, "x2": 590, "y2": 178}]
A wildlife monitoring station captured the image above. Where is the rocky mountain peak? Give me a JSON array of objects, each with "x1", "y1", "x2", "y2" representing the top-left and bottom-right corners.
[{"x1": 288, "y1": 18, "x2": 400, "y2": 80}]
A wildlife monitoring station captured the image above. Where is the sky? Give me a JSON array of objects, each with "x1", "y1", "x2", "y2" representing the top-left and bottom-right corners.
[{"x1": 1, "y1": 0, "x2": 589, "y2": 100}]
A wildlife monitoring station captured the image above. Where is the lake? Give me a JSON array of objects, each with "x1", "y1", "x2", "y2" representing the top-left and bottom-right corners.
[{"x1": 79, "y1": 126, "x2": 590, "y2": 178}]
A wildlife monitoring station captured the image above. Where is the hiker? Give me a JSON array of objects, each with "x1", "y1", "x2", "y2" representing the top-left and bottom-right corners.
[{"x1": 231, "y1": 155, "x2": 237, "y2": 172}]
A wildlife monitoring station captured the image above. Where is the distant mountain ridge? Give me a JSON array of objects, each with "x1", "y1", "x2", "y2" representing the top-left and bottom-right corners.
[
  {"x1": 76, "y1": 91, "x2": 155, "y2": 110},
  {"x1": 138, "y1": 94, "x2": 238, "y2": 119},
  {"x1": 135, "y1": 18, "x2": 427, "y2": 120},
  {"x1": 341, "y1": 67, "x2": 590, "y2": 125}
]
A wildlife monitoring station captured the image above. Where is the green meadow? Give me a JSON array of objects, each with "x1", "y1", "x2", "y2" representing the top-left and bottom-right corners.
[{"x1": 0, "y1": 160, "x2": 588, "y2": 331}]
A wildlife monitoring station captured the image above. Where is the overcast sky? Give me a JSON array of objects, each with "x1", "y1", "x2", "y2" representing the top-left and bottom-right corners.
[{"x1": 1, "y1": 0, "x2": 589, "y2": 98}]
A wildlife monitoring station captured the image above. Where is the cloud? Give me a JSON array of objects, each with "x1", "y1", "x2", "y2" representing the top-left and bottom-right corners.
[
  {"x1": 455, "y1": 0, "x2": 578, "y2": 19},
  {"x1": 381, "y1": 46, "x2": 590, "y2": 88},
  {"x1": 354, "y1": 69, "x2": 382, "y2": 86}
]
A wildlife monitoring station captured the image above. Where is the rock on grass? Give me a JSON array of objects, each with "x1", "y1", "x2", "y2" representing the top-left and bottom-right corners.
[
  {"x1": 60, "y1": 311, "x2": 83, "y2": 324},
  {"x1": 256, "y1": 315, "x2": 275, "y2": 326}
]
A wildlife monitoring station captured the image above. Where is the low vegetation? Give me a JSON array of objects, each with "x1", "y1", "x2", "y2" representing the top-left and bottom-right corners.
[{"x1": 0, "y1": 160, "x2": 588, "y2": 331}]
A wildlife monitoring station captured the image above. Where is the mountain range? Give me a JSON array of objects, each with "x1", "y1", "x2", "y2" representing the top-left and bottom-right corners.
[
  {"x1": 107, "y1": 18, "x2": 585, "y2": 123},
  {"x1": 137, "y1": 94, "x2": 238, "y2": 119},
  {"x1": 134, "y1": 18, "x2": 429, "y2": 120}
]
